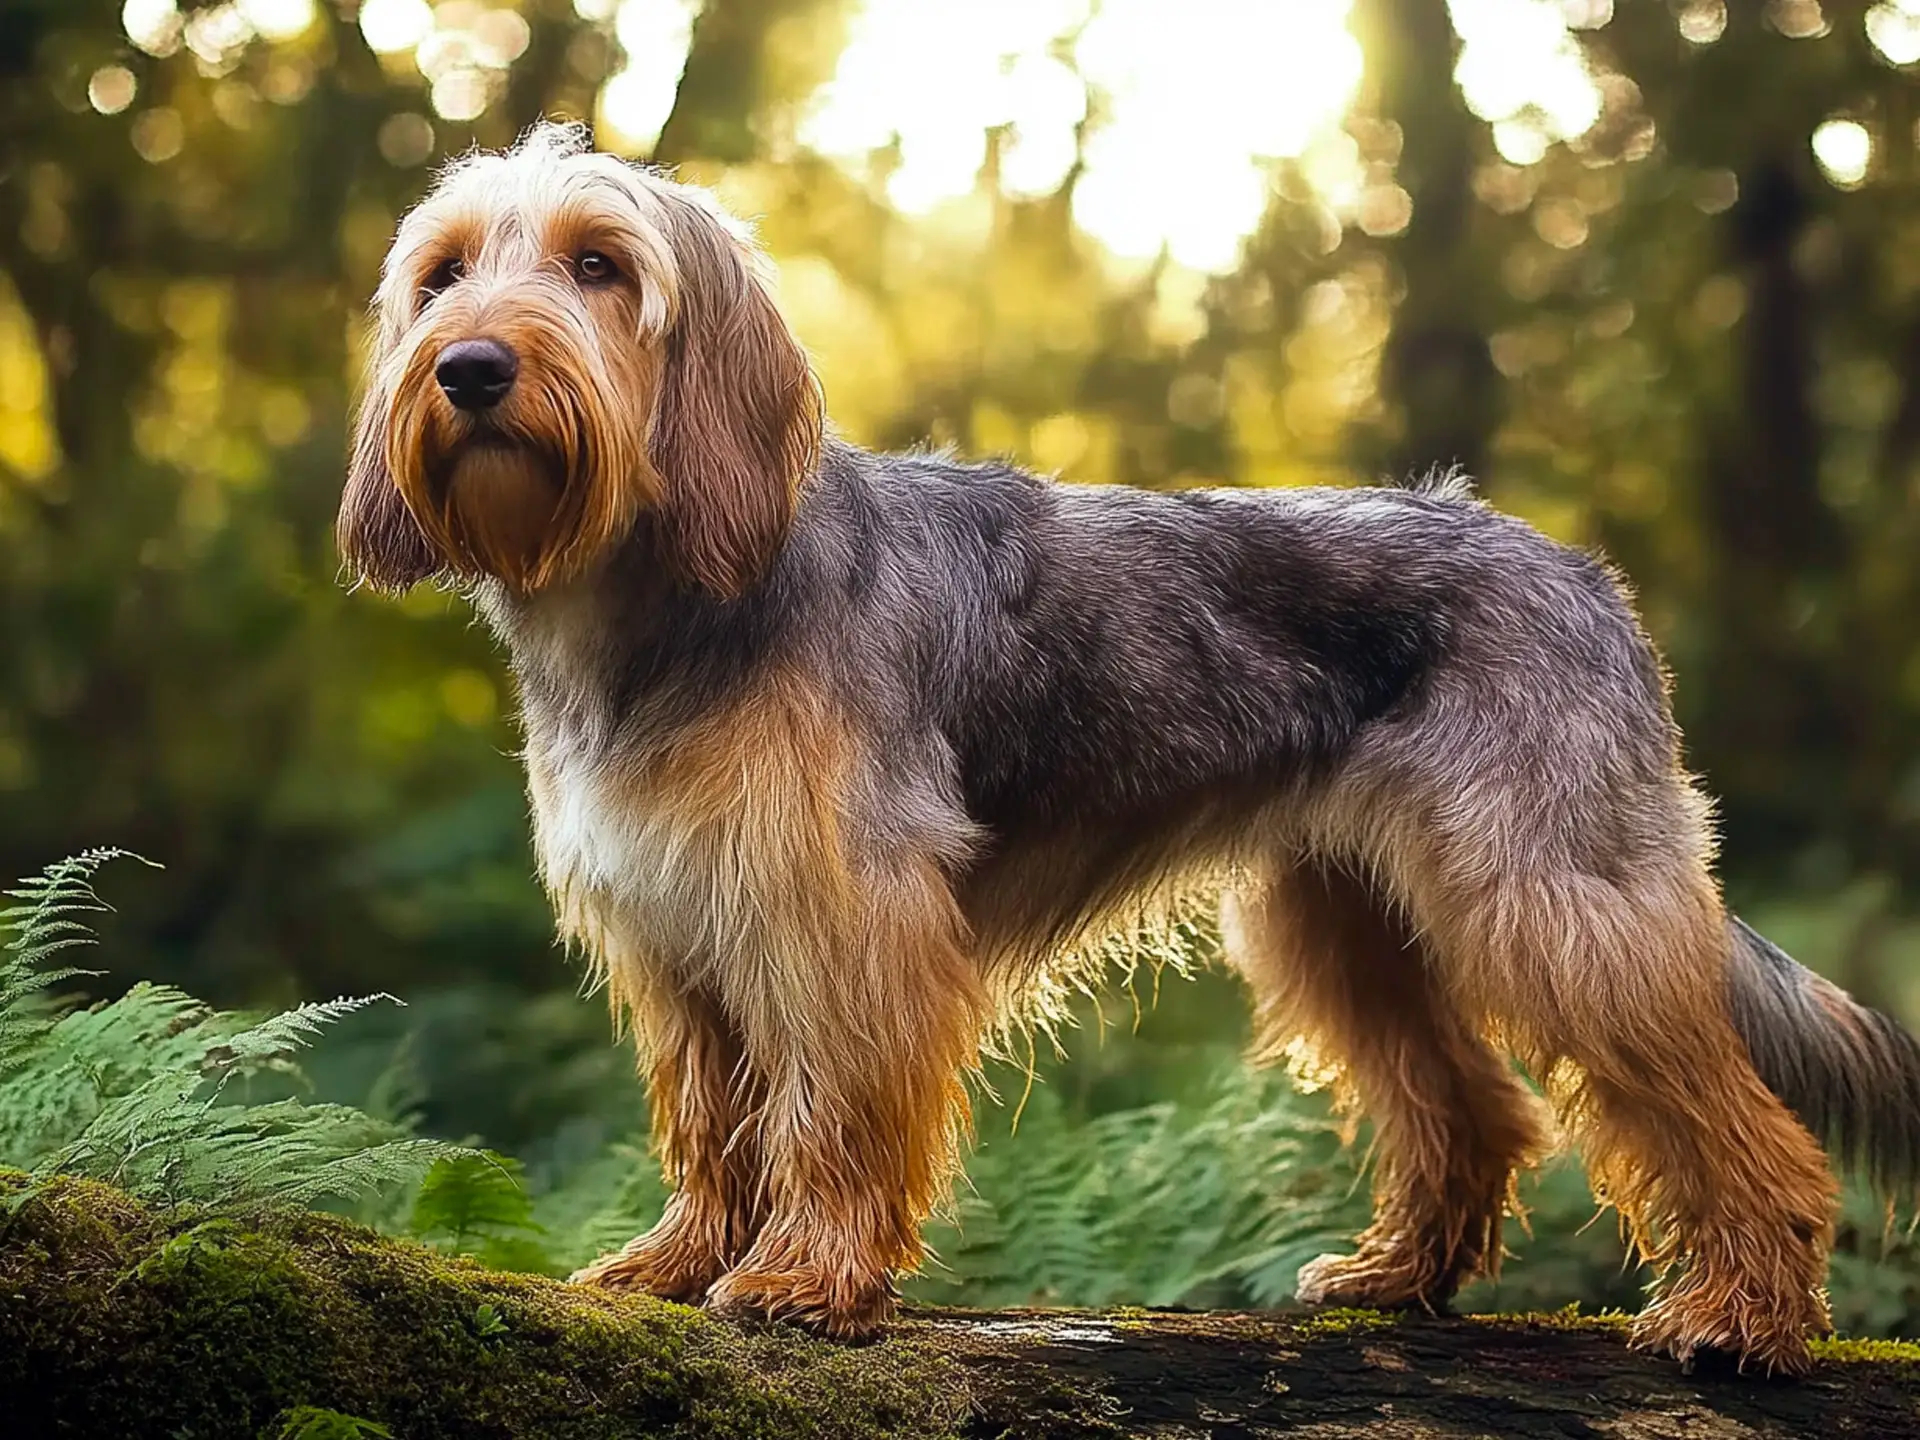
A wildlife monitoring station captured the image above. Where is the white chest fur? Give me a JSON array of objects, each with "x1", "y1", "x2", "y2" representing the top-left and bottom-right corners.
[{"x1": 490, "y1": 578, "x2": 867, "y2": 1009}]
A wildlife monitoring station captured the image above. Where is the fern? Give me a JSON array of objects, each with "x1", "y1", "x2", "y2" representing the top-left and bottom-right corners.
[
  {"x1": 0, "y1": 847, "x2": 148, "y2": 1073},
  {"x1": 408, "y1": 1152, "x2": 552, "y2": 1271},
  {"x1": 266, "y1": 1409, "x2": 394, "y2": 1440},
  {"x1": 0, "y1": 852, "x2": 470, "y2": 1210},
  {"x1": 911, "y1": 1063, "x2": 1364, "y2": 1309}
]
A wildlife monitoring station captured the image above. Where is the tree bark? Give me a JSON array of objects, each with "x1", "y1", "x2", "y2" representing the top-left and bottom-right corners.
[
  {"x1": 3, "y1": 1176, "x2": 1917, "y2": 1438},
  {"x1": 1348, "y1": 0, "x2": 1503, "y2": 484}
]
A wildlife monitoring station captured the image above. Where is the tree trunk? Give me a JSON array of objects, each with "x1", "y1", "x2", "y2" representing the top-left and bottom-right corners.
[
  {"x1": 3, "y1": 1175, "x2": 1916, "y2": 1438},
  {"x1": 1349, "y1": 0, "x2": 1503, "y2": 484}
]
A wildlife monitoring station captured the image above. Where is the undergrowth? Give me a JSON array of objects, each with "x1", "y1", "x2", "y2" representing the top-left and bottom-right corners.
[
  {"x1": 0, "y1": 850, "x2": 469, "y2": 1213},
  {"x1": 5, "y1": 849, "x2": 1920, "y2": 1336}
]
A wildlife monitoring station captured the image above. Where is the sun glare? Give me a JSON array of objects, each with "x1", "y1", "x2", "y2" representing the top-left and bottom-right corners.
[
  {"x1": 779, "y1": 0, "x2": 1606, "y2": 273},
  {"x1": 1451, "y1": 0, "x2": 1602, "y2": 149},
  {"x1": 598, "y1": 0, "x2": 700, "y2": 152}
]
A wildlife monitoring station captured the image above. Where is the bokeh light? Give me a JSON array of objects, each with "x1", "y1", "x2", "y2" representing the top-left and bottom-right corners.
[
  {"x1": 598, "y1": 0, "x2": 700, "y2": 152},
  {"x1": 1768, "y1": 0, "x2": 1830, "y2": 39},
  {"x1": 1678, "y1": 0, "x2": 1729, "y2": 45},
  {"x1": 360, "y1": 0, "x2": 434, "y2": 55},
  {"x1": 1867, "y1": 1, "x2": 1920, "y2": 65},
  {"x1": 357, "y1": 2, "x2": 533, "y2": 124},
  {"x1": 1812, "y1": 118, "x2": 1872, "y2": 188},
  {"x1": 236, "y1": 0, "x2": 316, "y2": 42},
  {"x1": 184, "y1": 4, "x2": 255, "y2": 71},
  {"x1": 123, "y1": 0, "x2": 184, "y2": 56},
  {"x1": 130, "y1": 107, "x2": 185, "y2": 163},
  {"x1": 88, "y1": 66, "x2": 139, "y2": 117},
  {"x1": 378, "y1": 112, "x2": 437, "y2": 167}
]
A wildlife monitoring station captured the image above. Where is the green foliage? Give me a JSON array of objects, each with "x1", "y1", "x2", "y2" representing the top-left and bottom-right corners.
[
  {"x1": 913, "y1": 1067, "x2": 1361, "y2": 1309},
  {"x1": 407, "y1": 1153, "x2": 550, "y2": 1273},
  {"x1": 0, "y1": 852, "x2": 467, "y2": 1210},
  {"x1": 469, "y1": 1301, "x2": 510, "y2": 1339},
  {"x1": 264, "y1": 1411, "x2": 395, "y2": 1440}
]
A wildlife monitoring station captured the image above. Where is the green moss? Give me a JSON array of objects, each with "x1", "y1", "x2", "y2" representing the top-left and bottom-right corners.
[
  {"x1": 1467, "y1": 1305, "x2": 1632, "y2": 1337},
  {"x1": 1811, "y1": 1335, "x2": 1920, "y2": 1364},
  {"x1": 1292, "y1": 1306, "x2": 1399, "y2": 1336},
  {"x1": 1468, "y1": 1307, "x2": 1920, "y2": 1365},
  {"x1": 0, "y1": 1171, "x2": 976, "y2": 1439}
]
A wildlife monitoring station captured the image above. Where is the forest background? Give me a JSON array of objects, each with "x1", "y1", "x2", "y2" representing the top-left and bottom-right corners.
[{"x1": 7, "y1": 0, "x2": 1920, "y2": 1330}]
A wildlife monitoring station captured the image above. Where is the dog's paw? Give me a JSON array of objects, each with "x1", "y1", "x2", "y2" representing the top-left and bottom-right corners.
[
  {"x1": 570, "y1": 1228, "x2": 727, "y2": 1304},
  {"x1": 705, "y1": 1265, "x2": 896, "y2": 1341},
  {"x1": 1294, "y1": 1250, "x2": 1439, "y2": 1311},
  {"x1": 1629, "y1": 1281, "x2": 1818, "y2": 1378}
]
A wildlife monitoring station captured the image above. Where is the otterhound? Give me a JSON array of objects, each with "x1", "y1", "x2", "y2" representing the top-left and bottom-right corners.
[{"x1": 339, "y1": 123, "x2": 1920, "y2": 1374}]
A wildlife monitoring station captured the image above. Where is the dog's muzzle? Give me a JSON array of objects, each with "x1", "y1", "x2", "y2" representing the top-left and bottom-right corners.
[{"x1": 436, "y1": 338, "x2": 518, "y2": 411}]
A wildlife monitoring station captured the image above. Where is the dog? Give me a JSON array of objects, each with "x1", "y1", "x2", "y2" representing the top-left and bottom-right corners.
[{"x1": 338, "y1": 122, "x2": 1920, "y2": 1373}]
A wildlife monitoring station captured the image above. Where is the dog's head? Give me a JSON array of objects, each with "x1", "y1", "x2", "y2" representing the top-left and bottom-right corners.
[{"x1": 337, "y1": 122, "x2": 821, "y2": 598}]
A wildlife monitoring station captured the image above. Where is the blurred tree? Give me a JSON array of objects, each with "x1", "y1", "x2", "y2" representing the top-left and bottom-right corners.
[
  {"x1": 1350, "y1": 0, "x2": 1504, "y2": 482},
  {"x1": 0, "y1": 0, "x2": 1917, "y2": 1021}
]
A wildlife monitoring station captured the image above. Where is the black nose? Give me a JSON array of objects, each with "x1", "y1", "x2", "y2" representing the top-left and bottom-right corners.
[{"x1": 435, "y1": 339, "x2": 518, "y2": 411}]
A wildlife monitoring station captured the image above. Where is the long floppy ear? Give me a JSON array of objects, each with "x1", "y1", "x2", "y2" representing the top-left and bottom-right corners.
[
  {"x1": 650, "y1": 190, "x2": 823, "y2": 599},
  {"x1": 336, "y1": 382, "x2": 439, "y2": 592}
]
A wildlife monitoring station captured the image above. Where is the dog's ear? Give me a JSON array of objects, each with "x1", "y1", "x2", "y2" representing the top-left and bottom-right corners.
[
  {"x1": 650, "y1": 191, "x2": 822, "y2": 600},
  {"x1": 337, "y1": 380, "x2": 440, "y2": 592}
]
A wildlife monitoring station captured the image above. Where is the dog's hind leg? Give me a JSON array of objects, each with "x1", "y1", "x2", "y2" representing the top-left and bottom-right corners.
[
  {"x1": 1433, "y1": 848, "x2": 1838, "y2": 1374},
  {"x1": 1225, "y1": 857, "x2": 1550, "y2": 1310}
]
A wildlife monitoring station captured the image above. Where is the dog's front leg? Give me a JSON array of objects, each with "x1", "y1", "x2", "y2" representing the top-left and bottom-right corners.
[
  {"x1": 703, "y1": 862, "x2": 985, "y2": 1339},
  {"x1": 572, "y1": 983, "x2": 766, "y2": 1300}
]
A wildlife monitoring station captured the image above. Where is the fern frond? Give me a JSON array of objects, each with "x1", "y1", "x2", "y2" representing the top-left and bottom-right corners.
[
  {"x1": 911, "y1": 1064, "x2": 1363, "y2": 1310},
  {"x1": 0, "y1": 851, "x2": 465, "y2": 1213},
  {"x1": 0, "y1": 849, "x2": 157, "y2": 1072},
  {"x1": 406, "y1": 1152, "x2": 554, "y2": 1269},
  {"x1": 219, "y1": 995, "x2": 405, "y2": 1066}
]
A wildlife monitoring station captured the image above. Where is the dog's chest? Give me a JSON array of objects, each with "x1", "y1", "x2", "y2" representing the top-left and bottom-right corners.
[
  {"x1": 498, "y1": 581, "x2": 854, "y2": 978},
  {"x1": 527, "y1": 737, "x2": 638, "y2": 903},
  {"x1": 523, "y1": 723, "x2": 721, "y2": 969},
  {"x1": 496, "y1": 589, "x2": 720, "y2": 967}
]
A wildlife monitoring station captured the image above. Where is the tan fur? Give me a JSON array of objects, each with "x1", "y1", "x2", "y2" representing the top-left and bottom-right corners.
[
  {"x1": 1225, "y1": 858, "x2": 1552, "y2": 1309},
  {"x1": 534, "y1": 669, "x2": 985, "y2": 1335},
  {"x1": 345, "y1": 126, "x2": 1852, "y2": 1366},
  {"x1": 1273, "y1": 755, "x2": 1840, "y2": 1374},
  {"x1": 571, "y1": 984, "x2": 765, "y2": 1300}
]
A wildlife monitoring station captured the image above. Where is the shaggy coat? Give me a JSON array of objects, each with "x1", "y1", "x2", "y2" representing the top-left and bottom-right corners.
[{"x1": 339, "y1": 124, "x2": 1920, "y2": 1374}]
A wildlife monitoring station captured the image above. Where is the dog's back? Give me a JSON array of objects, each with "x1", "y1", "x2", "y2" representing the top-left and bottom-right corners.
[{"x1": 343, "y1": 128, "x2": 1920, "y2": 1371}]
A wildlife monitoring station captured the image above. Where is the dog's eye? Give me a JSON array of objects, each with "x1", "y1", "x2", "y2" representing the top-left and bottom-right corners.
[
  {"x1": 422, "y1": 257, "x2": 466, "y2": 298},
  {"x1": 575, "y1": 251, "x2": 618, "y2": 284}
]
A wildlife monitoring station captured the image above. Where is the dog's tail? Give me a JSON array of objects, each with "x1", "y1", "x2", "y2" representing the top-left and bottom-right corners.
[{"x1": 1727, "y1": 913, "x2": 1920, "y2": 1192}]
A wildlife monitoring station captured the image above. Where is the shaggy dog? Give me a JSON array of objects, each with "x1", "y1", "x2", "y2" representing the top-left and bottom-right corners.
[{"x1": 338, "y1": 123, "x2": 1920, "y2": 1373}]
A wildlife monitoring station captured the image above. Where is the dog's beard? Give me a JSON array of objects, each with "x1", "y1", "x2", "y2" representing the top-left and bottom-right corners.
[
  {"x1": 436, "y1": 437, "x2": 567, "y2": 591},
  {"x1": 383, "y1": 353, "x2": 651, "y2": 594}
]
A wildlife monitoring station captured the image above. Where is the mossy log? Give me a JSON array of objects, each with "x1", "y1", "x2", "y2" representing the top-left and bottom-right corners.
[{"x1": 3, "y1": 1175, "x2": 1919, "y2": 1438}]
